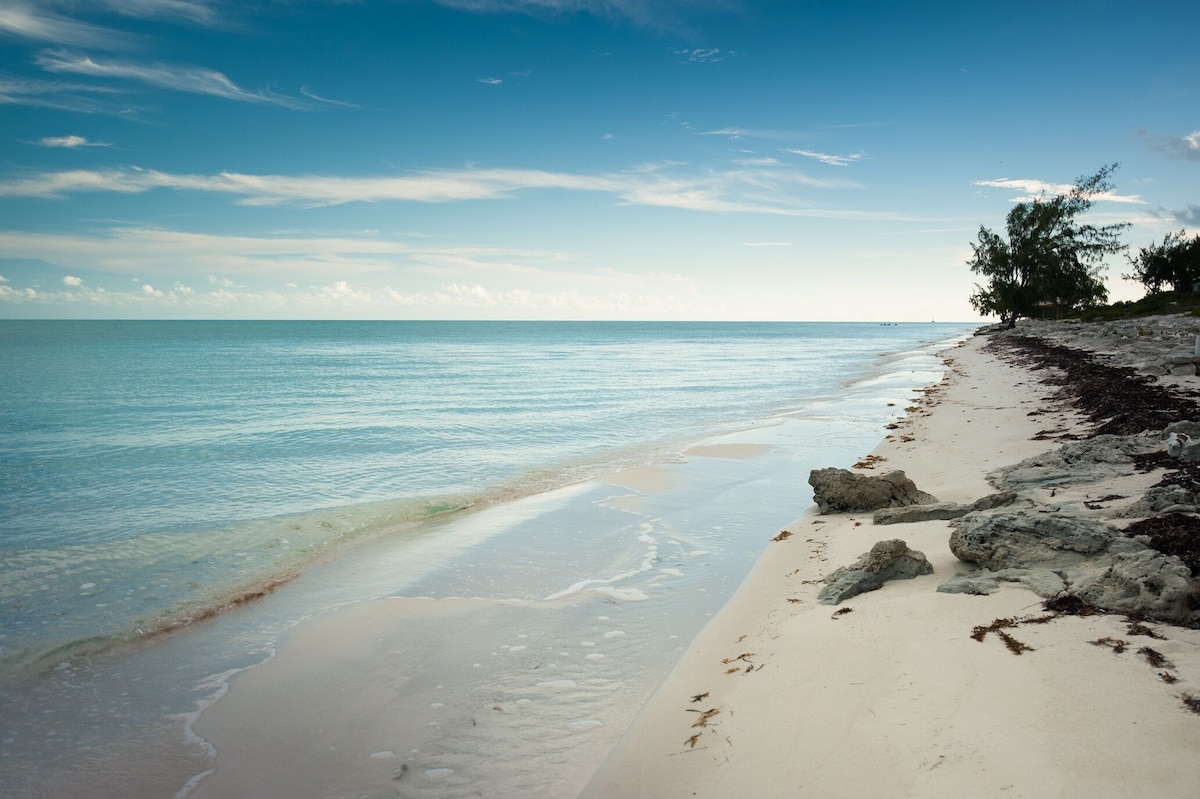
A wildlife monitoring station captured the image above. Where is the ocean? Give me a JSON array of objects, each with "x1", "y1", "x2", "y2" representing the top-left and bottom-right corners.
[{"x1": 0, "y1": 320, "x2": 975, "y2": 797}]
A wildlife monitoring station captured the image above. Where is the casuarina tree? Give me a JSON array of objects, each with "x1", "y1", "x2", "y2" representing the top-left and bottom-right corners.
[
  {"x1": 968, "y1": 164, "x2": 1128, "y2": 326},
  {"x1": 1123, "y1": 230, "x2": 1200, "y2": 294}
]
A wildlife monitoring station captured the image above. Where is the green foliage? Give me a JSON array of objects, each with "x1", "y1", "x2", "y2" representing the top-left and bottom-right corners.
[
  {"x1": 1123, "y1": 230, "x2": 1200, "y2": 294},
  {"x1": 967, "y1": 165, "x2": 1129, "y2": 324},
  {"x1": 1076, "y1": 290, "x2": 1200, "y2": 321}
]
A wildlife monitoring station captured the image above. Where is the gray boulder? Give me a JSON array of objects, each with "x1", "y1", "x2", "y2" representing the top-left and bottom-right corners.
[
  {"x1": 1111, "y1": 485, "x2": 1198, "y2": 518},
  {"x1": 949, "y1": 512, "x2": 1116, "y2": 570},
  {"x1": 809, "y1": 468, "x2": 937, "y2": 514},
  {"x1": 1071, "y1": 549, "x2": 1195, "y2": 620},
  {"x1": 946, "y1": 511, "x2": 1196, "y2": 621},
  {"x1": 873, "y1": 491, "x2": 1018, "y2": 525},
  {"x1": 938, "y1": 568, "x2": 1067, "y2": 597},
  {"x1": 817, "y1": 539, "x2": 933, "y2": 604},
  {"x1": 988, "y1": 434, "x2": 1160, "y2": 492}
]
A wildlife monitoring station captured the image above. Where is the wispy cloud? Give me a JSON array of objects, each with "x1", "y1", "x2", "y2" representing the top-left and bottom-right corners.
[
  {"x1": 0, "y1": 227, "x2": 706, "y2": 318},
  {"x1": 35, "y1": 49, "x2": 308, "y2": 108},
  {"x1": 299, "y1": 86, "x2": 360, "y2": 109},
  {"x1": 783, "y1": 148, "x2": 865, "y2": 167},
  {"x1": 431, "y1": 1, "x2": 738, "y2": 31},
  {"x1": 1137, "y1": 129, "x2": 1200, "y2": 161},
  {"x1": 0, "y1": 161, "x2": 881, "y2": 218},
  {"x1": 674, "y1": 47, "x2": 736, "y2": 63},
  {"x1": 972, "y1": 177, "x2": 1145, "y2": 204},
  {"x1": 96, "y1": 0, "x2": 219, "y2": 26},
  {"x1": 0, "y1": 72, "x2": 129, "y2": 113},
  {"x1": 742, "y1": 241, "x2": 791, "y2": 247},
  {"x1": 699, "y1": 127, "x2": 802, "y2": 141},
  {"x1": 35, "y1": 134, "x2": 111, "y2": 148},
  {"x1": 0, "y1": 3, "x2": 134, "y2": 49},
  {"x1": 477, "y1": 77, "x2": 503, "y2": 85}
]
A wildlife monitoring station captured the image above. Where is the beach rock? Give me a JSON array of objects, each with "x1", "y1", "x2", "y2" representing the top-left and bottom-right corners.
[
  {"x1": 938, "y1": 568, "x2": 1067, "y2": 597},
  {"x1": 808, "y1": 468, "x2": 937, "y2": 514},
  {"x1": 1111, "y1": 485, "x2": 1198, "y2": 518},
  {"x1": 1070, "y1": 549, "x2": 1195, "y2": 620},
  {"x1": 947, "y1": 510, "x2": 1197, "y2": 620},
  {"x1": 949, "y1": 511, "x2": 1117, "y2": 569},
  {"x1": 817, "y1": 539, "x2": 933, "y2": 604},
  {"x1": 988, "y1": 434, "x2": 1160, "y2": 491},
  {"x1": 872, "y1": 491, "x2": 1018, "y2": 525},
  {"x1": 1163, "y1": 420, "x2": 1200, "y2": 440}
]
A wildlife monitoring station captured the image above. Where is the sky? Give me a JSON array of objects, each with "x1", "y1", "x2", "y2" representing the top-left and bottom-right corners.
[{"x1": 0, "y1": 0, "x2": 1197, "y2": 321}]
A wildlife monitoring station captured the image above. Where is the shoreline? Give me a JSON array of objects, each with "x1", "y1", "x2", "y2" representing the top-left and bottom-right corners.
[{"x1": 582, "y1": 321, "x2": 1200, "y2": 798}]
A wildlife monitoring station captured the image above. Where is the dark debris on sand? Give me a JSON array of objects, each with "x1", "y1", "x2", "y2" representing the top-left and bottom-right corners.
[
  {"x1": 1124, "y1": 514, "x2": 1200, "y2": 576},
  {"x1": 984, "y1": 332, "x2": 1200, "y2": 627},
  {"x1": 986, "y1": 335, "x2": 1200, "y2": 437}
]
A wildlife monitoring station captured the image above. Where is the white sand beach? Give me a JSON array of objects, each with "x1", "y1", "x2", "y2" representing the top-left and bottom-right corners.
[{"x1": 582, "y1": 324, "x2": 1200, "y2": 798}]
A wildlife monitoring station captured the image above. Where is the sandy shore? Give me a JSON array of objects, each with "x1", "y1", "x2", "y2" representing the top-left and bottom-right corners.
[{"x1": 582, "y1": 323, "x2": 1200, "y2": 798}]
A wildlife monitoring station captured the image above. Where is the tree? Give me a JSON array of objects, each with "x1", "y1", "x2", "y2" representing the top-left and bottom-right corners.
[
  {"x1": 1123, "y1": 230, "x2": 1200, "y2": 294},
  {"x1": 968, "y1": 164, "x2": 1129, "y2": 325}
]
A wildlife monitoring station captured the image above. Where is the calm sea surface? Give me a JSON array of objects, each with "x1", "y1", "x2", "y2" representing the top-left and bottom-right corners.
[
  {"x1": 0, "y1": 320, "x2": 972, "y2": 676},
  {"x1": 0, "y1": 319, "x2": 974, "y2": 796}
]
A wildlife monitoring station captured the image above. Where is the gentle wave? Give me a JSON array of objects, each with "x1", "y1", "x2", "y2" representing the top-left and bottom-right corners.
[{"x1": 0, "y1": 321, "x2": 976, "y2": 680}]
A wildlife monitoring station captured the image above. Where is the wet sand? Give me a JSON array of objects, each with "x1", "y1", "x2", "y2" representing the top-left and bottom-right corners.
[{"x1": 583, "y1": 323, "x2": 1200, "y2": 798}]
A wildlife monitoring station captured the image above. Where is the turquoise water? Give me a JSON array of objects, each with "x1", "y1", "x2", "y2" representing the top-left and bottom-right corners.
[
  {"x1": 0, "y1": 320, "x2": 976, "y2": 798},
  {"x1": 0, "y1": 320, "x2": 971, "y2": 679}
]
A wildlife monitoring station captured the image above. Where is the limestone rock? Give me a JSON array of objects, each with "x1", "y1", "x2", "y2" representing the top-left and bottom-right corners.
[
  {"x1": 937, "y1": 568, "x2": 1067, "y2": 597},
  {"x1": 817, "y1": 539, "x2": 933, "y2": 604},
  {"x1": 947, "y1": 511, "x2": 1197, "y2": 620},
  {"x1": 988, "y1": 434, "x2": 1160, "y2": 492},
  {"x1": 949, "y1": 511, "x2": 1116, "y2": 570},
  {"x1": 1070, "y1": 549, "x2": 1195, "y2": 621},
  {"x1": 809, "y1": 468, "x2": 937, "y2": 514},
  {"x1": 1111, "y1": 485, "x2": 1198, "y2": 518},
  {"x1": 873, "y1": 491, "x2": 1018, "y2": 525}
]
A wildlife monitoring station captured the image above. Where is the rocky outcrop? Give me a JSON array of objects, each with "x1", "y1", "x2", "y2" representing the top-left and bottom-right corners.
[
  {"x1": 945, "y1": 511, "x2": 1196, "y2": 621},
  {"x1": 808, "y1": 468, "x2": 936, "y2": 514},
  {"x1": 872, "y1": 491, "x2": 1019, "y2": 525},
  {"x1": 817, "y1": 539, "x2": 933, "y2": 605},
  {"x1": 1112, "y1": 485, "x2": 1198, "y2": 518},
  {"x1": 988, "y1": 434, "x2": 1160, "y2": 491}
]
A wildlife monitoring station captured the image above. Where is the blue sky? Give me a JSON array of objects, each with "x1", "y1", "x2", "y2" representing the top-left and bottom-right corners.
[{"x1": 1, "y1": 0, "x2": 1197, "y2": 321}]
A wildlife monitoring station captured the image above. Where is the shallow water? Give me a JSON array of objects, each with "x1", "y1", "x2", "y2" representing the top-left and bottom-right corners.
[{"x1": 0, "y1": 321, "x2": 974, "y2": 797}]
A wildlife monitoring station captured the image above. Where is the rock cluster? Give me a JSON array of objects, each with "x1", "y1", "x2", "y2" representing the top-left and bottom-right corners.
[
  {"x1": 809, "y1": 317, "x2": 1200, "y2": 624},
  {"x1": 808, "y1": 468, "x2": 936, "y2": 514},
  {"x1": 872, "y1": 491, "x2": 1018, "y2": 525},
  {"x1": 942, "y1": 510, "x2": 1195, "y2": 621},
  {"x1": 817, "y1": 539, "x2": 933, "y2": 605},
  {"x1": 996, "y1": 315, "x2": 1200, "y2": 377}
]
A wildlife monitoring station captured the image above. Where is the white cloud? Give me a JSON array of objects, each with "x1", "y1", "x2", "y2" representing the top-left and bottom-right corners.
[
  {"x1": 783, "y1": 148, "x2": 866, "y2": 167},
  {"x1": 62, "y1": 274, "x2": 83, "y2": 286},
  {"x1": 477, "y1": 77, "x2": 503, "y2": 85},
  {"x1": 36, "y1": 134, "x2": 111, "y2": 148},
  {"x1": 0, "y1": 224, "x2": 720, "y2": 318},
  {"x1": 0, "y1": 3, "x2": 133, "y2": 48},
  {"x1": 742, "y1": 242, "x2": 791, "y2": 247},
  {"x1": 35, "y1": 49, "x2": 308, "y2": 108},
  {"x1": 0, "y1": 161, "x2": 879, "y2": 218},
  {"x1": 298, "y1": 86, "x2": 359, "y2": 108},
  {"x1": 431, "y1": 0, "x2": 735, "y2": 30},
  {"x1": 96, "y1": 0, "x2": 219, "y2": 25},
  {"x1": 0, "y1": 228, "x2": 574, "y2": 284},
  {"x1": 972, "y1": 177, "x2": 1145, "y2": 204},
  {"x1": 674, "y1": 48, "x2": 737, "y2": 63},
  {"x1": 0, "y1": 74, "x2": 127, "y2": 113}
]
